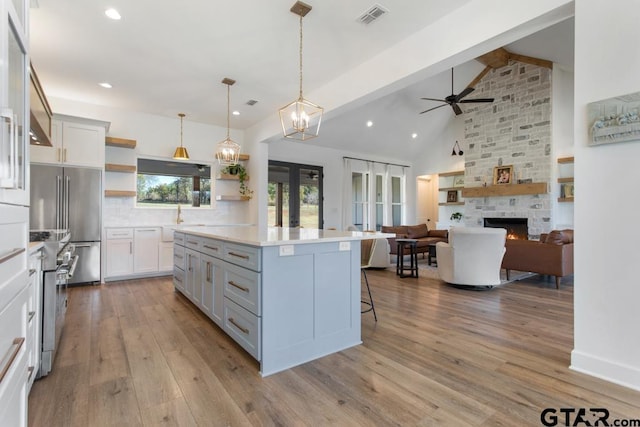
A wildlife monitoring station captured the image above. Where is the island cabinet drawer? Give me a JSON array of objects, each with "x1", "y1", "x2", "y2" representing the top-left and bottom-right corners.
[
  {"x1": 223, "y1": 263, "x2": 261, "y2": 316},
  {"x1": 223, "y1": 298, "x2": 261, "y2": 361},
  {"x1": 106, "y1": 228, "x2": 133, "y2": 239},
  {"x1": 174, "y1": 232, "x2": 185, "y2": 246},
  {"x1": 184, "y1": 235, "x2": 201, "y2": 251},
  {"x1": 200, "y1": 238, "x2": 223, "y2": 259},
  {"x1": 223, "y1": 243, "x2": 261, "y2": 272},
  {"x1": 173, "y1": 266, "x2": 185, "y2": 292},
  {"x1": 173, "y1": 244, "x2": 185, "y2": 270}
]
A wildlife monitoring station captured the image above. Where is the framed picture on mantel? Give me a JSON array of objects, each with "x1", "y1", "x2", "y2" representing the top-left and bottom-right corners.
[{"x1": 493, "y1": 165, "x2": 514, "y2": 185}]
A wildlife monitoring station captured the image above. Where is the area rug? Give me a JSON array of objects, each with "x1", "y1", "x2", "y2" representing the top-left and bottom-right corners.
[{"x1": 407, "y1": 258, "x2": 536, "y2": 285}]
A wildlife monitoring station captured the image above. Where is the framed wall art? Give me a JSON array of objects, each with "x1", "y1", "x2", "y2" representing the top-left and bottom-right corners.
[
  {"x1": 493, "y1": 165, "x2": 513, "y2": 185},
  {"x1": 447, "y1": 190, "x2": 458, "y2": 203},
  {"x1": 588, "y1": 91, "x2": 640, "y2": 146}
]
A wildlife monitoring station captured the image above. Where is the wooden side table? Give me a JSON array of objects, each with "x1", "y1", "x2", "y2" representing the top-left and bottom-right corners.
[{"x1": 396, "y1": 239, "x2": 418, "y2": 278}]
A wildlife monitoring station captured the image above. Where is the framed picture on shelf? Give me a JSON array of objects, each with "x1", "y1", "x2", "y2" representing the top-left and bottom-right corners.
[
  {"x1": 493, "y1": 165, "x2": 514, "y2": 185},
  {"x1": 447, "y1": 190, "x2": 458, "y2": 203},
  {"x1": 560, "y1": 183, "x2": 574, "y2": 198},
  {"x1": 453, "y1": 175, "x2": 465, "y2": 187}
]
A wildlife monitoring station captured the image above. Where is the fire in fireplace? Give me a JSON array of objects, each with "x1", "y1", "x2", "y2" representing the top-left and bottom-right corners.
[{"x1": 483, "y1": 218, "x2": 528, "y2": 240}]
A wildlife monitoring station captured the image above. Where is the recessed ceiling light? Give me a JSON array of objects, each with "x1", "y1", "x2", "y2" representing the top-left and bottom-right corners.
[
  {"x1": 412, "y1": 133, "x2": 418, "y2": 139},
  {"x1": 99, "y1": 82, "x2": 112, "y2": 89},
  {"x1": 105, "y1": 8, "x2": 121, "y2": 20},
  {"x1": 366, "y1": 120, "x2": 373, "y2": 127},
  {"x1": 232, "y1": 110, "x2": 240, "y2": 116}
]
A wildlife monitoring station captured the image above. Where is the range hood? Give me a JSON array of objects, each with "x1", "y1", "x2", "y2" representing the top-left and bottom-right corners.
[{"x1": 30, "y1": 63, "x2": 53, "y2": 147}]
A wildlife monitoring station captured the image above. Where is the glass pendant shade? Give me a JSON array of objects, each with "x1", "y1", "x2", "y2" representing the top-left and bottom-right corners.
[
  {"x1": 279, "y1": 1, "x2": 323, "y2": 141},
  {"x1": 173, "y1": 113, "x2": 190, "y2": 160},
  {"x1": 216, "y1": 78, "x2": 241, "y2": 165}
]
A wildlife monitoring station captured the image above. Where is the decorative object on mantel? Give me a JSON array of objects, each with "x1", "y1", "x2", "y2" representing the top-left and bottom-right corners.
[
  {"x1": 220, "y1": 163, "x2": 253, "y2": 200},
  {"x1": 588, "y1": 90, "x2": 640, "y2": 146},
  {"x1": 279, "y1": 1, "x2": 323, "y2": 141},
  {"x1": 216, "y1": 78, "x2": 241, "y2": 165},
  {"x1": 493, "y1": 165, "x2": 514, "y2": 185},
  {"x1": 451, "y1": 140, "x2": 463, "y2": 156},
  {"x1": 172, "y1": 113, "x2": 190, "y2": 160}
]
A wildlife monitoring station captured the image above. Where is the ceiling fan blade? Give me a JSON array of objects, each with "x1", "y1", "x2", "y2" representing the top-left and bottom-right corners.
[
  {"x1": 455, "y1": 86, "x2": 475, "y2": 101},
  {"x1": 419, "y1": 104, "x2": 448, "y2": 114},
  {"x1": 420, "y1": 97, "x2": 447, "y2": 102},
  {"x1": 452, "y1": 103, "x2": 463, "y2": 115},
  {"x1": 459, "y1": 98, "x2": 495, "y2": 103}
]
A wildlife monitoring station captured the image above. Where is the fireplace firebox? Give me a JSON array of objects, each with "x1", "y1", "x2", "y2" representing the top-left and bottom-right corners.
[{"x1": 483, "y1": 218, "x2": 528, "y2": 240}]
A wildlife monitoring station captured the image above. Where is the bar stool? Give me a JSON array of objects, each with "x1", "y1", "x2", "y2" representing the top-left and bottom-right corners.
[{"x1": 396, "y1": 238, "x2": 419, "y2": 278}]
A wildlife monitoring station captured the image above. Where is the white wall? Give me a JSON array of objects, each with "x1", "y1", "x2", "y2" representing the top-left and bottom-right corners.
[
  {"x1": 572, "y1": 0, "x2": 640, "y2": 391},
  {"x1": 49, "y1": 97, "x2": 254, "y2": 226}
]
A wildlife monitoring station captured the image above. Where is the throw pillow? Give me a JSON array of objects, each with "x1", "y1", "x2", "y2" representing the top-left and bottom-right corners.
[
  {"x1": 545, "y1": 230, "x2": 566, "y2": 245},
  {"x1": 407, "y1": 224, "x2": 429, "y2": 239}
]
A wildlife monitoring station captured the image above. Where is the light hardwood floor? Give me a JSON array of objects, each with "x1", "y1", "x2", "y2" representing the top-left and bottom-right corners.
[{"x1": 29, "y1": 270, "x2": 640, "y2": 426}]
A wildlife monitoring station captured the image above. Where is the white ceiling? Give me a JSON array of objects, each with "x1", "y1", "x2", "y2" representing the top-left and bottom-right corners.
[{"x1": 29, "y1": 0, "x2": 574, "y2": 162}]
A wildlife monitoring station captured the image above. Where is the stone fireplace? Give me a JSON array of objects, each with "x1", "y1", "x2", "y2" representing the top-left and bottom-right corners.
[{"x1": 484, "y1": 217, "x2": 528, "y2": 240}]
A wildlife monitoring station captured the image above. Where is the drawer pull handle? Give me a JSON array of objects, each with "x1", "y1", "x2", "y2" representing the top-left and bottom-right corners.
[
  {"x1": 28, "y1": 311, "x2": 36, "y2": 323},
  {"x1": 228, "y1": 280, "x2": 249, "y2": 293},
  {"x1": 187, "y1": 240, "x2": 198, "y2": 245},
  {"x1": 228, "y1": 317, "x2": 249, "y2": 334},
  {"x1": 174, "y1": 277, "x2": 183, "y2": 284},
  {"x1": 28, "y1": 366, "x2": 35, "y2": 381},
  {"x1": 0, "y1": 247, "x2": 25, "y2": 265},
  {"x1": 228, "y1": 251, "x2": 249, "y2": 260},
  {"x1": 29, "y1": 268, "x2": 36, "y2": 276},
  {"x1": 203, "y1": 245, "x2": 218, "y2": 251},
  {"x1": 0, "y1": 337, "x2": 25, "y2": 385},
  {"x1": 175, "y1": 254, "x2": 184, "y2": 259}
]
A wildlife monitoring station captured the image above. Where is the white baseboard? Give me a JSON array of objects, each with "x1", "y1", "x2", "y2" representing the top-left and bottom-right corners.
[{"x1": 571, "y1": 349, "x2": 640, "y2": 392}]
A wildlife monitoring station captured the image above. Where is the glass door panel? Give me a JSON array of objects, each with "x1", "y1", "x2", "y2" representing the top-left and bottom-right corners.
[
  {"x1": 298, "y1": 167, "x2": 320, "y2": 229},
  {"x1": 268, "y1": 161, "x2": 323, "y2": 228}
]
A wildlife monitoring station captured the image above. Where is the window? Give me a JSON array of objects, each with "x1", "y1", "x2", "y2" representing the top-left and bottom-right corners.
[
  {"x1": 136, "y1": 158, "x2": 211, "y2": 207},
  {"x1": 352, "y1": 172, "x2": 368, "y2": 230},
  {"x1": 375, "y1": 174, "x2": 383, "y2": 231},
  {"x1": 391, "y1": 176, "x2": 402, "y2": 226}
]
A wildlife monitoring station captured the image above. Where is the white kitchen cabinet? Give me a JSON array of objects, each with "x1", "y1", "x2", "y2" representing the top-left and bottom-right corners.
[
  {"x1": 105, "y1": 228, "x2": 133, "y2": 278},
  {"x1": 27, "y1": 247, "x2": 43, "y2": 393},
  {"x1": 133, "y1": 227, "x2": 160, "y2": 274},
  {"x1": 30, "y1": 115, "x2": 109, "y2": 168},
  {"x1": 184, "y1": 248, "x2": 200, "y2": 301},
  {"x1": 200, "y1": 253, "x2": 224, "y2": 323},
  {"x1": 0, "y1": 0, "x2": 29, "y2": 207},
  {"x1": 159, "y1": 241, "x2": 173, "y2": 272}
]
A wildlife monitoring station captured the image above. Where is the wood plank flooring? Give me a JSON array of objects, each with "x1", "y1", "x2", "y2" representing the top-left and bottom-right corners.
[{"x1": 28, "y1": 271, "x2": 640, "y2": 426}]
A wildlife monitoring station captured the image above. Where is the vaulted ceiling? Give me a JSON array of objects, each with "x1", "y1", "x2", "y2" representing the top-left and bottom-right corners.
[{"x1": 29, "y1": 1, "x2": 574, "y2": 163}]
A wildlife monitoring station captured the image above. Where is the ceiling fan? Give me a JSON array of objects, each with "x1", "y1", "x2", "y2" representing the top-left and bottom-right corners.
[{"x1": 420, "y1": 68, "x2": 494, "y2": 116}]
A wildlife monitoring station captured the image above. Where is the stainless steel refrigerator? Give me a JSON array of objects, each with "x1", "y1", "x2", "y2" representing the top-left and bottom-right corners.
[{"x1": 30, "y1": 164, "x2": 102, "y2": 284}]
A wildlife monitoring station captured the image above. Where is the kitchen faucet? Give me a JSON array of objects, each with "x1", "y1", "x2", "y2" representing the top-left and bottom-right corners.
[{"x1": 176, "y1": 204, "x2": 184, "y2": 224}]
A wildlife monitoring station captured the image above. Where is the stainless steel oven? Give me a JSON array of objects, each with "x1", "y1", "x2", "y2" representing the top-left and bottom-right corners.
[{"x1": 29, "y1": 230, "x2": 78, "y2": 377}]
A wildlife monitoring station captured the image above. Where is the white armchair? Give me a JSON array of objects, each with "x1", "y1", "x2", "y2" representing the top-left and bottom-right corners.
[
  {"x1": 436, "y1": 227, "x2": 506, "y2": 287},
  {"x1": 347, "y1": 225, "x2": 391, "y2": 268}
]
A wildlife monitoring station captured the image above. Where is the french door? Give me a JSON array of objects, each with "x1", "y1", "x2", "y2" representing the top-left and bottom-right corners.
[{"x1": 268, "y1": 161, "x2": 323, "y2": 228}]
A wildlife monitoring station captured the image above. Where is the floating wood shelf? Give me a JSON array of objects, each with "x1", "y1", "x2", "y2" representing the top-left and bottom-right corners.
[
  {"x1": 215, "y1": 195, "x2": 250, "y2": 201},
  {"x1": 438, "y1": 187, "x2": 463, "y2": 192},
  {"x1": 557, "y1": 156, "x2": 574, "y2": 164},
  {"x1": 557, "y1": 177, "x2": 574, "y2": 183},
  {"x1": 558, "y1": 197, "x2": 574, "y2": 203},
  {"x1": 216, "y1": 153, "x2": 250, "y2": 162},
  {"x1": 438, "y1": 202, "x2": 465, "y2": 206},
  {"x1": 105, "y1": 163, "x2": 137, "y2": 173},
  {"x1": 438, "y1": 170, "x2": 464, "y2": 177},
  {"x1": 217, "y1": 173, "x2": 250, "y2": 181},
  {"x1": 461, "y1": 182, "x2": 547, "y2": 198},
  {"x1": 105, "y1": 190, "x2": 137, "y2": 197},
  {"x1": 105, "y1": 136, "x2": 137, "y2": 149}
]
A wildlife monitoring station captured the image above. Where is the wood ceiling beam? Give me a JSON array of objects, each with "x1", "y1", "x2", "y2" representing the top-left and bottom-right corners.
[
  {"x1": 508, "y1": 52, "x2": 553, "y2": 69},
  {"x1": 476, "y1": 47, "x2": 554, "y2": 71},
  {"x1": 467, "y1": 65, "x2": 493, "y2": 89}
]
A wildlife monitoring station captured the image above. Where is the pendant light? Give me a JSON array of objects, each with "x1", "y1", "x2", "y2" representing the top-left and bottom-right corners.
[
  {"x1": 215, "y1": 78, "x2": 241, "y2": 165},
  {"x1": 451, "y1": 140, "x2": 463, "y2": 156},
  {"x1": 279, "y1": 1, "x2": 323, "y2": 141},
  {"x1": 173, "y1": 113, "x2": 190, "y2": 160}
]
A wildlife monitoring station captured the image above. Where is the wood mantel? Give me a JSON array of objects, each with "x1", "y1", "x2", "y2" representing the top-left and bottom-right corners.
[{"x1": 461, "y1": 182, "x2": 547, "y2": 198}]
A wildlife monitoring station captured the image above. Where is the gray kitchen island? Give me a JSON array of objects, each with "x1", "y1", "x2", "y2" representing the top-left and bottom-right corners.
[{"x1": 172, "y1": 225, "x2": 385, "y2": 376}]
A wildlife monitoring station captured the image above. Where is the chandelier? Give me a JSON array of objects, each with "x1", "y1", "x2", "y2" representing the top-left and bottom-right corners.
[
  {"x1": 215, "y1": 78, "x2": 241, "y2": 165},
  {"x1": 279, "y1": 1, "x2": 323, "y2": 141},
  {"x1": 173, "y1": 113, "x2": 189, "y2": 160}
]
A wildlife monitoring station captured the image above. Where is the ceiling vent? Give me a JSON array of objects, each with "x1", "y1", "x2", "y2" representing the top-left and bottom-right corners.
[
  {"x1": 246, "y1": 99, "x2": 258, "y2": 106},
  {"x1": 357, "y1": 4, "x2": 388, "y2": 25}
]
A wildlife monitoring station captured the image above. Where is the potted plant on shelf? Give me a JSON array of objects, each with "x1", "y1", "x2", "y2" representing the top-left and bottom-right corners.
[
  {"x1": 221, "y1": 163, "x2": 253, "y2": 200},
  {"x1": 450, "y1": 212, "x2": 463, "y2": 222}
]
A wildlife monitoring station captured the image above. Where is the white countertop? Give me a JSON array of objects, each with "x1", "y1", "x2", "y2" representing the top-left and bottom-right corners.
[{"x1": 177, "y1": 226, "x2": 393, "y2": 247}]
